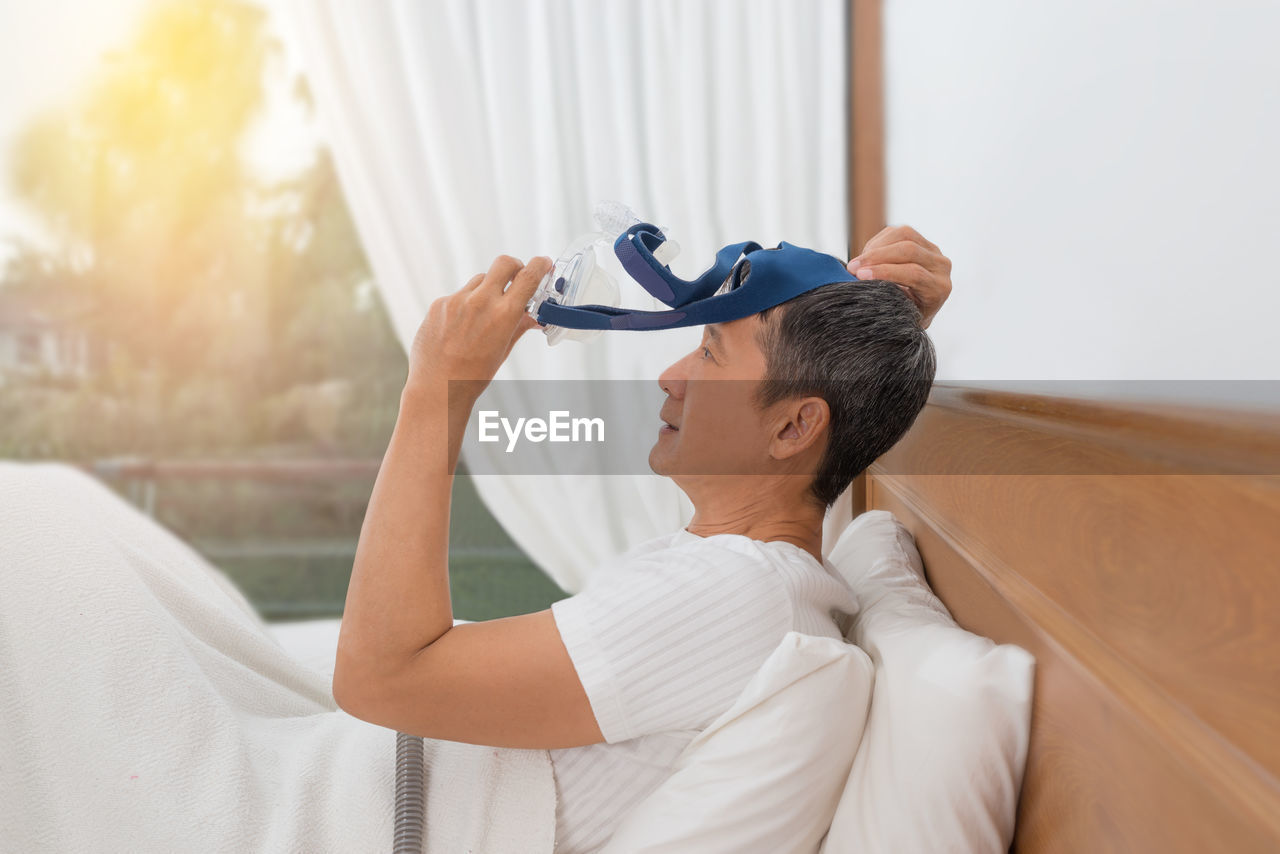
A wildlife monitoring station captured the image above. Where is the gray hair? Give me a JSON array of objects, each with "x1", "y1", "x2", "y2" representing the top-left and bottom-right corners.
[{"x1": 753, "y1": 274, "x2": 936, "y2": 508}]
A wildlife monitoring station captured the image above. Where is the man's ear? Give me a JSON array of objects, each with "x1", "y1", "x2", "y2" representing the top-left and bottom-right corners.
[{"x1": 770, "y1": 397, "x2": 830, "y2": 461}]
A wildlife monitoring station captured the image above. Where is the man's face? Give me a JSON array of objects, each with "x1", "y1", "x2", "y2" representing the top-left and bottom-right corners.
[{"x1": 649, "y1": 315, "x2": 776, "y2": 480}]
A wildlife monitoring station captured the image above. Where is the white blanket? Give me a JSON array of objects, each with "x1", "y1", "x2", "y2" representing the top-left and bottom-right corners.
[{"x1": 0, "y1": 461, "x2": 557, "y2": 853}]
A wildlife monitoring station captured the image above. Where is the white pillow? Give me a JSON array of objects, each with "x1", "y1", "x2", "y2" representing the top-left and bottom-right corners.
[
  {"x1": 600, "y1": 631, "x2": 875, "y2": 854},
  {"x1": 820, "y1": 510, "x2": 1035, "y2": 854}
]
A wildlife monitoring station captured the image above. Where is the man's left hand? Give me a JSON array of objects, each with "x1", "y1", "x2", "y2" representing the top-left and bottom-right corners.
[{"x1": 847, "y1": 225, "x2": 952, "y2": 329}]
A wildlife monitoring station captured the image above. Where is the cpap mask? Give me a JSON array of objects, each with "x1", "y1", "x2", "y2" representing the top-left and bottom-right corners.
[
  {"x1": 529, "y1": 201, "x2": 859, "y2": 343},
  {"x1": 526, "y1": 201, "x2": 681, "y2": 345}
]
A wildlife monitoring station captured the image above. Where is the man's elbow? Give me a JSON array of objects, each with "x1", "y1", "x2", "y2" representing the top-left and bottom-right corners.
[
  {"x1": 332, "y1": 648, "x2": 377, "y2": 715},
  {"x1": 332, "y1": 647, "x2": 420, "y2": 721},
  {"x1": 331, "y1": 669, "x2": 358, "y2": 715}
]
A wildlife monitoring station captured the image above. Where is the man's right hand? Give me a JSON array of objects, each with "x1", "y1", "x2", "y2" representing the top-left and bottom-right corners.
[{"x1": 847, "y1": 225, "x2": 952, "y2": 329}]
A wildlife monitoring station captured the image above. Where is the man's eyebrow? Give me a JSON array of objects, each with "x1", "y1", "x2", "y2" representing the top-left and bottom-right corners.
[{"x1": 705, "y1": 324, "x2": 723, "y2": 346}]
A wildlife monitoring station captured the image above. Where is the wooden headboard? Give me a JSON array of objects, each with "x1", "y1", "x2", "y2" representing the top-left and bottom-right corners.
[{"x1": 857, "y1": 384, "x2": 1280, "y2": 852}]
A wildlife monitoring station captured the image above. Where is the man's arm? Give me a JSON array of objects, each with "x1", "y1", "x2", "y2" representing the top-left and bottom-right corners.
[
  {"x1": 332, "y1": 255, "x2": 548, "y2": 691},
  {"x1": 333, "y1": 363, "x2": 607, "y2": 749},
  {"x1": 330, "y1": 254, "x2": 607, "y2": 750},
  {"x1": 333, "y1": 378, "x2": 460, "y2": 687},
  {"x1": 847, "y1": 225, "x2": 953, "y2": 328}
]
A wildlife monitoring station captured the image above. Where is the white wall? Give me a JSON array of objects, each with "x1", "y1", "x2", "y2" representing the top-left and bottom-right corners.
[{"x1": 883, "y1": 1, "x2": 1280, "y2": 403}]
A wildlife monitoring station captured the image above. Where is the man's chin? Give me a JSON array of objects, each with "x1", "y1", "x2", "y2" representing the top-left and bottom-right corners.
[{"x1": 647, "y1": 443, "x2": 672, "y2": 476}]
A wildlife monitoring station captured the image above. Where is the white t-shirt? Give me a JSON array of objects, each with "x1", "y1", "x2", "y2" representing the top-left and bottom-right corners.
[{"x1": 547, "y1": 527, "x2": 858, "y2": 854}]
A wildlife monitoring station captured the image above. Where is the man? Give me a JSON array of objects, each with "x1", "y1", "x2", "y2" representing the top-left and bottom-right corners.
[{"x1": 333, "y1": 226, "x2": 952, "y2": 851}]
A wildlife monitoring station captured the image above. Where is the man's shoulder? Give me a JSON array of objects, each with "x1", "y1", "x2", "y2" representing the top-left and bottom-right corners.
[{"x1": 610, "y1": 530, "x2": 785, "y2": 584}]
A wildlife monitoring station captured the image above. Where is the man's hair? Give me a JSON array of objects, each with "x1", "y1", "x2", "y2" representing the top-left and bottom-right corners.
[{"x1": 754, "y1": 276, "x2": 936, "y2": 509}]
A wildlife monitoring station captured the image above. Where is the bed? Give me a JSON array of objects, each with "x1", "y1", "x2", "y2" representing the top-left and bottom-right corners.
[
  {"x1": 6, "y1": 380, "x2": 1272, "y2": 851},
  {"x1": 848, "y1": 383, "x2": 1280, "y2": 853},
  {"x1": 264, "y1": 382, "x2": 1280, "y2": 853}
]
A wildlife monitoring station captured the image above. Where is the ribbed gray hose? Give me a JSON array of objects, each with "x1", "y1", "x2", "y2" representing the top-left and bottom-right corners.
[{"x1": 393, "y1": 730, "x2": 426, "y2": 853}]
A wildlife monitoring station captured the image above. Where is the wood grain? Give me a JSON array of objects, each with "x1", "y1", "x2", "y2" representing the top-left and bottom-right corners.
[
  {"x1": 844, "y1": 0, "x2": 880, "y2": 518},
  {"x1": 863, "y1": 384, "x2": 1280, "y2": 853},
  {"x1": 848, "y1": 0, "x2": 885, "y2": 255}
]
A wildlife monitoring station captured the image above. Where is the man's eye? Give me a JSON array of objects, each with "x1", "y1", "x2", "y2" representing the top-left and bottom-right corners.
[{"x1": 701, "y1": 346, "x2": 712, "y2": 359}]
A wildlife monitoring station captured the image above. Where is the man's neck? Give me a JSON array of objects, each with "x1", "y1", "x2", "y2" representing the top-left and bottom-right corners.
[{"x1": 684, "y1": 481, "x2": 826, "y2": 562}]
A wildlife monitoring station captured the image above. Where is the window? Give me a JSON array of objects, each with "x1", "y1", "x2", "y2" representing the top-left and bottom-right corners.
[{"x1": 0, "y1": 0, "x2": 561, "y2": 622}]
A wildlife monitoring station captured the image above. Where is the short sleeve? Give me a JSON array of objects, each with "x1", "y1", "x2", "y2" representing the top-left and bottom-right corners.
[{"x1": 551, "y1": 545, "x2": 792, "y2": 744}]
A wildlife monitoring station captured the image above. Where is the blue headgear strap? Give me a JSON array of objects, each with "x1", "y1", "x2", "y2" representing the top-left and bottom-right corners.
[{"x1": 536, "y1": 222, "x2": 859, "y2": 331}]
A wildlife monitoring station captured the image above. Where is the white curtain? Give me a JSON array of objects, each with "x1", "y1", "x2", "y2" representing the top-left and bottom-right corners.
[{"x1": 279, "y1": 0, "x2": 850, "y2": 592}]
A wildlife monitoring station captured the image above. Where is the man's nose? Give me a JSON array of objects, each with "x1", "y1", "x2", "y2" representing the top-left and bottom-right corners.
[{"x1": 657, "y1": 354, "x2": 690, "y2": 398}]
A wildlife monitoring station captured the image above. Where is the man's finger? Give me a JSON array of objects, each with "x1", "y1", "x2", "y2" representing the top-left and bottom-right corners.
[
  {"x1": 854, "y1": 240, "x2": 938, "y2": 270},
  {"x1": 856, "y1": 225, "x2": 896, "y2": 257},
  {"x1": 459, "y1": 272, "x2": 486, "y2": 294},
  {"x1": 855, "y1": 224, "x2": 940, "y2": 261},
  {"x1": 893, "y1": 224, "x2": 940, "y2": 254},
  {"x1": 851, "y1": 262, "x2": 931, "y2": 290},
  {"x1": 850, "y1": 225, "x2": 905, "y2": 269},
  {"x1": 480, "y1": 255, "x2": 525, "y2": 296},
  {"x1": 505, "y1": 255, "x2": 553, "y2": 310},
  {"x1": 502, "y1": 314, "x2": 542, "y2": 360},
  {"x1": 512, "y1": 312, "x2": 542, "y2": 338}
]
